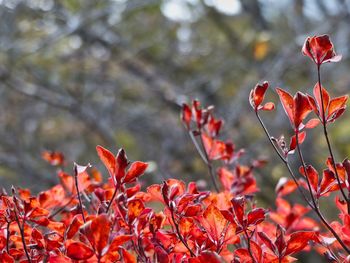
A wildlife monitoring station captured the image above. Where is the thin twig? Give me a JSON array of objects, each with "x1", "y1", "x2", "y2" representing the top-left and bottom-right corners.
[
  {"x1": 189, "y1": 131, "x2": 220, "y2": 192},
  {"x1": 198, "y1": 134, "x2": 220, "y2": 192},
  {"x1": 295, "y1": 132, "x2": 318, "y2": 209},
  {"x1": 106, "y1": 184, "x2": 119, "y2": 214},
  {"x1": 255, "y1": 112, "x2": 314, "y2": 208},
  {"x1": 317, "y1": 65, "x2": 350, "y2": 213},
  {"x1": 48, "y1": 196, "x2": 75, "y2": 219},
  {"x1": 170, "y1": 208, "x2": 196, "y2": 257},
  {"x1": 74, "y1": 167, "x2": 86, "y2": 223},
  {"x1": 244, "y1": 229, "x2": 257, "y2": 263},
  {"x1": 295, "y1": 134, "x2": 350, "y2": 254},
  {"x1": 13, "y1": 201, "x2": 31, "y2": 262}
]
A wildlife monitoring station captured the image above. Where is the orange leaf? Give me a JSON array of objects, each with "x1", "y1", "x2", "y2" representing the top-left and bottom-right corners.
[
  {"x1": 299, "y1": 165, "x2": 319, "y2": 194},
  {"x1": 80, "y1": 214, "x2": 111, "y2": 257},
  {"x1": 121, "y1": 248, "x2": 136, "y2": 263},
  {"x1": 276, "y1": 88, "x2": 294, "y2": 126},
  {"x1": 127, "y1": 199, "x2": 145, "y2": 223},
  {"x1": 328, "y1": 95, "x2": 348, "y2": 120},
  {"x1": 182, "y1": 103, "x2": 192, "y2": 129},
  {"x1": 294, "y1": 92, "x2": 312, "y2": 129},
  {"x1": 124, "y1": 161, "x2": 148, "y2": 183},
  {"x1": 261, "y1": 102, "x2": 275, "y2": 111},
  {"x1": 201, "y1": 204, "x2": 228, "y2": 243},
  {"x1": 313, "y1": 83, "x2": 330, "y2": 117},
  {"x1": 305, "y1": 118, "x2": 320, "y2": 129},
  {"x1": 96, "y1": 145, "x2": 116, "y2": 179},
  {"x1": 285, "y1": 231, "x2": 318, "y2": 255}
]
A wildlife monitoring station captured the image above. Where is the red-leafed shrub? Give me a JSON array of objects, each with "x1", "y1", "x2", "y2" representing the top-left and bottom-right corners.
[{"x1": 0, "y1": 34, "x2": 349, "y2": 262}]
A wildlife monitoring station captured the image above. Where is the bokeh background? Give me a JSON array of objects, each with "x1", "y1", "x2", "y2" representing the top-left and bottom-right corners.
[
  {"x1": 2, "y1": 1, "x2": 350, "y2": 261},
  {"x1": 1, "y1": 0, "x2": 350, "y2": 206}
]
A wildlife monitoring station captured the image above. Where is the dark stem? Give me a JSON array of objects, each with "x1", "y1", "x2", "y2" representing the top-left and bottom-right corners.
[
  {"x1": 170, "y1": 208, "x2": 196, "y2": 257},
  {"x1": 244, "y1": 229, "x2": 257, "y2": 263},
  {"x1": 13, "y1": 206, "x2": 31, "y2": 262},
  {"x1": 317, "y1": 65, "x2": 350, "y2": 213},
  {"x1": 106, "y1": 183, "x2": 119, "y2": 213},
  {"x1": 296, "y1": 133, "x2": 350, "y2": 254},
  {"x1": 74, "y1": 171, "x2": 86, "y2": 223},
  {"x1": 255, "y1": 112, "x2": 314, "y2": 208},
  {"x1": 189, "y1": 131, "x2": 220, "y2": 192},
  {"x1": 295, "y1": 132, "x2": 318, "y2": 208},
  {"x1": 49, "y1": 196, "x2": 75, "y2": 219}
]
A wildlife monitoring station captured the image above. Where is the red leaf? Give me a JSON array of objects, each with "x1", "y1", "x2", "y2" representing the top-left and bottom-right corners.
[
  {"x1": 96, "y1": 145, "x2": 116, "y2": 179},
  {"x1": 66, "y1": 240, "x2": 94, "y2": 260},
  {"x1": 302, "y1": 35, "x2": 341, "y2": 65},
  {"x1": 194, "y1": 251, "x2": 223, "y2": 263},
  {"x1": 121, "y1": 248, "x2": 136, "y2": 263},
  {"x1": 127, "y1": 199, "x2": 145, "y2": 223},
  {"x1": 305, "y1": 118, "x2": 320, "y2": 129},
  {"x1": 276, "y1": 88, "x2": 294, "y2": 127},
  {"x1": 294, "y1": 92, "x2": 312, "y2": 129},
  {"x1": 307, "y1": 94, "x2": 318, "y2": 115},
  {"x1": 108, "y1": 235, "x2": 132, "y2": 253},
  {"x1": 201, "y1": 204, "x2": 228, "y2": 243},
  {"x1": 234, "y1": 248, "x2": 252, "y2": 262},
  {"x1": 42, "y1": 150, "x2": 65, "y2": 166},
  {"x1": 182, "y1": 103, "x2": 192, "y2": 129},
  {"x1": 258, "y1": 232, "x2": 276, "y2": 254},
  {"x1": 0, "y1": 251, "x2": 14, "y2": 263},
  {"x1": 275, "y1": 177, "x2": 298, "y2": 196},
  {"x1": 261, "y1": 102, "x2": 275, "y2": 111},
  {"x1": 124, "y1": 161, "x2": 148, "y2": 183},
  {"x1": 328, "y1": 95, "x2": 348, "y2": 121},
  {"x1": 328, "y1": 95, "x2": 348, "y2": 116},
  {"x1": 231, "y1": 196, "x2": 245, "y2": 226},
  {"x1": 299, "y1": 165, "x2": 319, "y2": 194},
  {"x1": 319, "y1": 169, "x2": 338, "y2": 196},
  {"x1": 275, "y1": 225, "x2": 286, "y2": 256},
  {"x1": 247, "y1": 208, "x2": 266, "y2": 226},
  {"x1": 115, "y1": 148, "x2": 128, "y2": 181},
  {"x1": 48, "y1": 254, "x2": 71, "y2": 263},
  {"x1": 249, "y1": 81, "x2": 269, "y2": 111},
  {"x1": 328, "y1": 107, "x2": 346, "y2": 122},
  {"x1": 66, "y1": 214, "x2": 84, "y2": 239},
  {"x1": 80, "y1": 214, "x2": 111, "y2": 257},
  {"x1": 207, "y1": 114, "x2": 223, "y2": 136},
  {"x1": 289, "y1": 131, "x2": 306, "y2": 153},
  {"x1": 313, "y1": 83, "x2": 330, "y2": 118},
  {"x1": 179, "y1": 217, "x2": 195, "y2": 237},
  {"x1": 285, "y1": 231, "x2": 318, "y2": 255},
  {"x1": 250, "y1": 240, "x2": 262, "y2": 262}
]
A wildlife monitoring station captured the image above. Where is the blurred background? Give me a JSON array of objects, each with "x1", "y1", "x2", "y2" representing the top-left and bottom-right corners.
[
  {"x1": 1, "y1": 0, "x2": 350, "y2": 202},
  {"x1": 2, "y1": 1, "x2": 350, "y2": 260}
]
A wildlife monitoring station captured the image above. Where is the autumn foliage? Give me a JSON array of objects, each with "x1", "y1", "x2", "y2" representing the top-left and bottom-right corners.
[{"x1": 1, "y1": 34, "x2": 350, "y2": 262}]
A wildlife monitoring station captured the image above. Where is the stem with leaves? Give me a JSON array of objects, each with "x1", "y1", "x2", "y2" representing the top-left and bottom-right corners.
[
  {"x1": 295, "y1": 134, "x2": 350, "y2": 254},
  {"x1": 189, "y1": 131, "x2": 220, "y2": 192},
  {"x1": 170, "y1": 206, "x2": 196, "y2": 257},
  {"x1": 106, "y1": 183, "x2": 119, "y2": 214},
  {"x1": 317, "y1": 65, "x2": 350, "y2": 214},
  {"x1": 12, "y1": 199, "x2": 31, "y2": 262},
  {"x1": 243, "y1": 229, "x2": 257, "y2": 263},
  {"x1": 255, "y1": 112, "x2": 314, "y2": 208},
  {"x1": 49, "y1": 196, "x2": 75, "y2": 219},
  {"x1": 74, "y1": 167, "x2": 86, "y2": 223}
]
